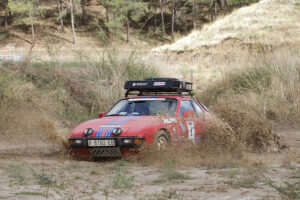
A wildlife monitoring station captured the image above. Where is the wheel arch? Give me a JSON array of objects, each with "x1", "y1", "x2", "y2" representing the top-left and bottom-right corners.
[{"x1": 158, "y1": 128, "x2": 171, "y2": 142}]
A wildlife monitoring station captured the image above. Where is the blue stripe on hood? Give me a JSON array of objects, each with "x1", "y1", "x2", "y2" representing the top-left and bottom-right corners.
[
  {"x1": 105, "y1": 127, "x2": 114, "y2": 137},
  {"x1": 96, "y1": 127, "x2": 106, "y2": 137},
  {"x1": 115, "y1": 116, "x2": 140, "y2": 125},
  {"x1": 95, "y1": 115, "x2": 140, "y2": 137}
]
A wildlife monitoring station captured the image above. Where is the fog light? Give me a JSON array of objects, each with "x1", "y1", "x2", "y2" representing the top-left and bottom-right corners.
[
  {"x1": 123, "y1": 139, "x2": 133, "y2": 144},
  {"x1": 74, "y1": 139, "x2": 82, "y2": 144},
  {"x1": 84, "y1": 128, "x2": 94, "y2": 136},
  {"x1": 134, "y1": 138, "x2": 143, "y2": 144}
]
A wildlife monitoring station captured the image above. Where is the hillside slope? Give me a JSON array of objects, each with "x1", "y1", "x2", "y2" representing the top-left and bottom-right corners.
[{"x1": 153, "y1": 0, "x2": 300, "y2": 52}]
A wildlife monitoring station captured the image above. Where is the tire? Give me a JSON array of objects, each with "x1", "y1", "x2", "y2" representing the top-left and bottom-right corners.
[{"x1": 154, "y1": 130, "x2": 170, "y2": 151}]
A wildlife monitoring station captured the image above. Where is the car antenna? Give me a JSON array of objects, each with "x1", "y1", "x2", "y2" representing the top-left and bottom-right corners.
[{"x1": 190, "y1": 69, "x2": 193, "y2": 89}]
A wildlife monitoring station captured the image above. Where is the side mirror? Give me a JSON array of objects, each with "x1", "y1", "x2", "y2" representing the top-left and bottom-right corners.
[
  {"x1": 182, "y1": 110, "x2": 194, "y2": 119},
  {"x1": 98, "y1": 112, "x2": 105, "y2": 118}
]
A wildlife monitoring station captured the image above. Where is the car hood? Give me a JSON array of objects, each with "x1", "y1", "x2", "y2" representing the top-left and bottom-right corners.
[{"x1": 70, "y1": 115, "x2": 173, "y2": 137}]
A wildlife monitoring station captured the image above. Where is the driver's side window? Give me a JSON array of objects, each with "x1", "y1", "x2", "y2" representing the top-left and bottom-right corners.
[
  {"x1": 179, "y1": 100, "x2": 195, "y2": 117},
  {"x1": 191, "y1": 101, "x2": 204, "y2": 117}
]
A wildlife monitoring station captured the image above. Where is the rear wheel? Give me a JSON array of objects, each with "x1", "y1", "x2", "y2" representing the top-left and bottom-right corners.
[{"x1": 154, "y1": 131, "x2": 169, "y2": 151}]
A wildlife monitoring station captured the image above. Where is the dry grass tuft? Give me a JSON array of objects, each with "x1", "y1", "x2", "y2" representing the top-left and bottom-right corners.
[
  {"x1": 0, "y1": 51, "x2": 158, "y2": 157},
  {"x1": 199, "y1": 47, "x2": 300, "y2": 124},
  {"x1": 211, "y1": 99, "x2": 282, "y2": 152}
]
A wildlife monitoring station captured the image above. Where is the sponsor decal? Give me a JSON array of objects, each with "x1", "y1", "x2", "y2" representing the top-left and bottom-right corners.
[
  {"x1": 132, "y1": 82, "x2": 148, "y2": 86},
  {"x1": 100, "y1": 125, "x2": 121, "y2": 128},
  {"x1": 179, "y1": 121, "x2": 186, "y2": 134},
  {"x1": 94, "y1": 116, "x2": 140, "y2": 137},
  {"x1": 153, "y1": 82, "x2": 166, "y2": 86},
  {"x1": 172, "y1": 126, "x2": 176, "y2": 133},
  {"x1": 105, "y1": 127, "x2": 114, "y2": 137},
  {"x1": 187, "y1": 121, "x2": 195, "y2": 140},
  {"x1": 162, "y1": 118, "x2": 177, "y2": 124},
  {"x1": 95, "y1": 127, "x2": 106, "y2": 137},
  {"x1": 194, "y1": 136, "x2": 202, "y2": 144}
]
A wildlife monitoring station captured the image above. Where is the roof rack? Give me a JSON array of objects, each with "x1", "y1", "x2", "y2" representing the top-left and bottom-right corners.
[{"x1": 124, "y1": 78, "x2": 193, "y2": 97}]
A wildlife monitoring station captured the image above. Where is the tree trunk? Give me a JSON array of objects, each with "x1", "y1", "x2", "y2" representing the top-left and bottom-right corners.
[
  {"x1": 56, "y1": 0, "x2": 64, "y2": 32},
  {"x1": 154, "y1": 0, "x2": 157, "y2": 33},
  {"x1": 210, "y1": 0, "x2": 214, "y2": 22},
  {"x1": 24, "y1": 25, "x2": 39, "y2": 74},
  {"x1": 80, "y1": 0, "x2": 86, "y2": 21},
  {"x1": 159, "y1": 0, "x2": 165, "y2": 39},
  {"x1": 196, "y1": 1, "x2": 199, "y2": 28},
  {"x1": 220, "y1": 0, "x2": 227, "y2": 12},
  {"x1": 5, "y1": 7, "x2": 8, "y2": 30},
  {"x1": 126, "y1": 12, "x2": 130, "y2": 43},
  {"x1": 106, "y1": 6, "x2": 109, "y2": 22},
  {"x1": 171, "y1": 0, "x2": 175, "y2": 41},
  {"x1": 70, "y1": 0, "x2": 76, "y2": 44},
  {"x1": 214, "y1": 0, "x2": 217, "y2": 17},
  {"x1": 29, "y1": 10, "x2": 35, "y2": 43},
  {"x1": 193, "y1": 0, "x2": 196, "y2": 30}
]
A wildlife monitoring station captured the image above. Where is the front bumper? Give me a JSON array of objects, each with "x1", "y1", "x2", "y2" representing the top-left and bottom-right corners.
[{"x1": 69, "y1": 136, "x2": 145, "y2": 149}]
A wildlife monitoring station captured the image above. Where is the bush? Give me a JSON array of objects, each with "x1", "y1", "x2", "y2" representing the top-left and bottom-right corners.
[{"x1": 199, "y1": 47, "x2": 300, "y2": 123}]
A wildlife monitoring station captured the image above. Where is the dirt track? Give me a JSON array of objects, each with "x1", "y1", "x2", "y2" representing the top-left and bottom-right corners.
[{"x1": 0, "y1": 129, "x2": 299, "y2": 200}]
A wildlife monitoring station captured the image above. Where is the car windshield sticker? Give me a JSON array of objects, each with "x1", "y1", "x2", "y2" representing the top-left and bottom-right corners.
[{"x1": 128, "y1": 98, "x2": 166, "y2": 101}]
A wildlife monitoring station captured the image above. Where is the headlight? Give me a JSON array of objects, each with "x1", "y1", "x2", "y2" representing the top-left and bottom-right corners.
[
  {"x1": 70, "y1": 139, "x2": 82, "y2": 144},
  {"x1": 123, "y1": 139, "x2": 133, "y2": 144},
  {"x1": 84, "y1": 128, "x2": 94, "y2": 136},
  {"x1": 112, "y1": 128, "x2": 122, "y2": 136}
]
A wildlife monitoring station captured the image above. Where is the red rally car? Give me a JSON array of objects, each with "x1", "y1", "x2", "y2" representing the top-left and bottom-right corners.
[{"x1": 69, "y1": 78, "x2": 210, "y2": 158}]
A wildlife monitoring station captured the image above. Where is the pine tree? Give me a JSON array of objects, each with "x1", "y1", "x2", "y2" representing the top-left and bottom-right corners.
[
  {"x1": 0, "y1": 0, "x2": 8, "y2": 30},
  {"x1": 8, "y1": 0, "x2": 40, "y2": 43},
  {"x1": 97, "y1": 0, "x2": 111, "y2": 22},
  {"x1": 101, "y1": 0, "x2": 148, "y2": 42},
  {"x1": 56, "y1": 0, "x2": 64, "y2": 32}
]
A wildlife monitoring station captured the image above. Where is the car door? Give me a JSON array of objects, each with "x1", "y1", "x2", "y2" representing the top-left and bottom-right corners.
[
  {"x1": 190, "y1": 101, "x2": 206, "y2": 145},
  {"x1": 178, "y1": 100, "x2": 196, "y2": 143}
]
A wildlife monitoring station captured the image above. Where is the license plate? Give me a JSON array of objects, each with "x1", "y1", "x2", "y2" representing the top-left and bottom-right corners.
[{"x1": 88, "y1": 140, "x2": 115, "y2": 147}]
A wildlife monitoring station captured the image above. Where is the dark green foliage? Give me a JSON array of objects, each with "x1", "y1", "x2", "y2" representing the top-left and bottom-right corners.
[
  {"x1": 266, "y1": 179, "x2": 300, "y2": 199},
  {"x1": 0, "y1": 0, "x2": 261, "y2": 43},
  {"x1": 231, "y1": 66, "x2": 271, "y2": 93}
]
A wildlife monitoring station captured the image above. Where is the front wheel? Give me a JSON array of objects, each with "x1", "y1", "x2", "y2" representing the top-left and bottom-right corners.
[{"x1": 154, "y1": 131, "x2": 169, "y2": 151}]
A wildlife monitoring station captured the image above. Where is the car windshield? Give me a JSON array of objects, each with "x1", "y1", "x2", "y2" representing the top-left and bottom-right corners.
[{"x1": 106, "y1": 98, "x2": 177, "y2": 116}]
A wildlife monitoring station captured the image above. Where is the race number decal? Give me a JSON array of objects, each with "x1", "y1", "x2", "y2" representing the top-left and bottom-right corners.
[{"x1": 186, "y1": 121, "x2": 195, "y2": 140}]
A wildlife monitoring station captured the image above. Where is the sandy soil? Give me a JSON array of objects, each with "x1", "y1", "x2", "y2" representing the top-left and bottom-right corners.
[{"x1": 0, "y1": 129, "x2": 299, "y2": 200}]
